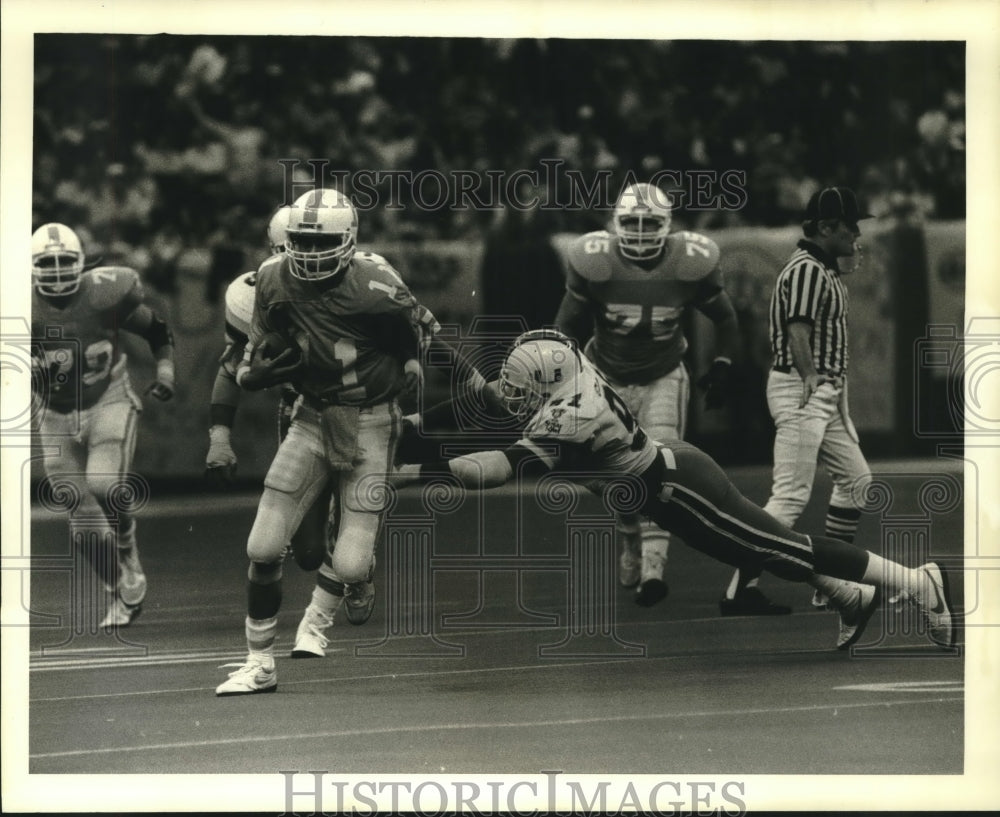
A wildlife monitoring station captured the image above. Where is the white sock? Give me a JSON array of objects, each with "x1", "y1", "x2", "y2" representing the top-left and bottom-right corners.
[
  {"x1": 118, "y1": 518, "x2": 137, "y2": 551},
  {"x1": 309, "y1": 585, "x2": 344, "y2": 618},
  {"x1": 861, "y1": 553, "x2": 926, "y2": 598},
  {"x1": 809, "y1": 574, "x2": 863, "y2": 608},
  {"x1": 641, "y1": 536, "x2": 669, "y2": 580},
  {"x1": 246, "y1": 616, "x2": 277, "y2": 657}
]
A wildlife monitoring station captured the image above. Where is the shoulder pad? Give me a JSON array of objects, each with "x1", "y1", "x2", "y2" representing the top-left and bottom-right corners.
[
  {"x1": 224, "y1": 271, "x2": 257, "y2": 335},
  {"x1": 253, "y1": 255, "x2": 285, "y2": 297},
  {"x1": 664, "y1": 232, "x2": 721, "y2": 281},
  {"x1": 353, "y1": 252, "x2": 407, "y2": 285},
  {"x1": 258, "y1": 253, "x2": 285, "y2": 275},
  {"x1": 566, "y1": 231, "x2": 615, "y2": 282},
  {"x1": 84, "y1": 266, "x2": 142, "y2": 310},
  {"x1": 351, "y1": 256, "x2": 414, "y2": 309},
  {"x1": 354, "y1": 250, "x2": 391, "y2": 267}
]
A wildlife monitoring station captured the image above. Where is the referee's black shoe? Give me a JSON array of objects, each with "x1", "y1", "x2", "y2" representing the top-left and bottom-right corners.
[
  {"x1": 635, "y1": 578, "x2": 669, "y2": 607},
  {"x1": 719, "y1": 586, "x2": 792, "y2": 616}
]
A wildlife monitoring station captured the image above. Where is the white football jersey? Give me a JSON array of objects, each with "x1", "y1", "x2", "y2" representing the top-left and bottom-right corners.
[{"x1": 517, "y1": 356, "x2": 659, "y2": 477}]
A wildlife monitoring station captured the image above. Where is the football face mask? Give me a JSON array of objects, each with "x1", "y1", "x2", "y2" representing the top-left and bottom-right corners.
[
  {"x1": 32, "y1": 223, "x2": 85, "y2": 296},
  {"x1": 499, "y1": 339, "x2": 578, "y2": 420},
  {"x1": 612, "y1": 183, "x2": 672, "y2": 261},
  {"x1": 285, "y1": 189, "x2": 358, "y2": 280}
]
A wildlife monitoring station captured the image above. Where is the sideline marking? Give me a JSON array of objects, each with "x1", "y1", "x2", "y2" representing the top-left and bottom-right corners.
[{"x1": 835, "y1": 680, "x2": 963, "y2": 693}]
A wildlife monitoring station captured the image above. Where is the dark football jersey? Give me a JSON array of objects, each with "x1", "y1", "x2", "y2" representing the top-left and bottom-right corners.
[
  {"x1": 32, "y1": 267, "x2": 144, "y2": 412},
  {"x1": 565, "y1": 230, "x2": 723, "y2": 383},
  {"x1": 250, "y1": 252, "x2": 423, "y2": 406}
]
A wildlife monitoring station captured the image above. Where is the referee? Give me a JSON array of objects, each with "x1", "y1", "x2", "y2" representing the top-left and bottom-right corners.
[{"x1": 722, "y1": 186, "x2": 876, "y2": 613}]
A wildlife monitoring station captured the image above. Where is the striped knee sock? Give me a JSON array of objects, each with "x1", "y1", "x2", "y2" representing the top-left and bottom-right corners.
[{"x1": 826, "y1": 504, "x2": 861, "y2": 543}]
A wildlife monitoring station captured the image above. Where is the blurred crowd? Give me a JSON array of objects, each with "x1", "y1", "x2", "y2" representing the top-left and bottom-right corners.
[{"x1": 33, "y1": 36, "x2": 965, "y2": 296}]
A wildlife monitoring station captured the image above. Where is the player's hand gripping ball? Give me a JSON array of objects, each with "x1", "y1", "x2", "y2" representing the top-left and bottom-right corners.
[
  {"x1": 256, "y1": 332, "x2": 302, "y2": 365},
  {"x1": 245, "y1": 332, "x2": 305, "y2": 389}
]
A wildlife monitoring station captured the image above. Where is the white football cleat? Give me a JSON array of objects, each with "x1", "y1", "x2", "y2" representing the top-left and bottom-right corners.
[
  {"x1": 835, "y1": 583, "x2": 881, "y2": 650},
  {"x1": 215, "y1": 654, "x2": 277, "y2": 696},
  {"x1": 117, "y1": 540, "x2": 147, "y2": 605},
  {"x1": 914, "y1": 562, "x2": 955, "y2": 648},
  {"x1": 291, "y1": 606, "x2": 333, "y2": 658},
  {"x1": 100, "y1": 596, "x2": 143, "y2": 629}
]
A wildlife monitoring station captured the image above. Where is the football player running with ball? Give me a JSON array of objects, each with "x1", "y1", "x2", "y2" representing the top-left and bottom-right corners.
[
  {"x1": 31, "y1": 223, "x2": 175, "y2": 629},
  {"x1": 215, "y1": 189, "x2": 476, "y2": 696},
  {"x1": 555, "y1": 183, "x2": 786, "y2": 615},
  {"x1": 393, "y1": 331, "x2": 956, "y2": 653},
  {"x1": 204, "y1": 205, "x2": 330, "y2": 575}
]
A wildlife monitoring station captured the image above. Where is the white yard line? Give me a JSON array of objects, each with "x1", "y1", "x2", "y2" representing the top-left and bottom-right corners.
[{"x1": 29, "y1": 695, "x2": 963, "y2": 760}]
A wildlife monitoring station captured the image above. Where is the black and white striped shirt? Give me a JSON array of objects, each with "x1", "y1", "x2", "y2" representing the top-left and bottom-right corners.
[{"x1": 770, "y1": 240, "x2": 849, "y2": 374}]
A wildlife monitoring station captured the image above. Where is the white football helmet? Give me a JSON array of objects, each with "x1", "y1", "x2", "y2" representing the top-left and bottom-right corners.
[
  {"x1": 612, "y1": 182, "x2": 672, "y2": 260},
  {"x1": 32, "y1": 223, "x2": 85, "y2": 296},
  {"x1": 499, "y1": 336, "x2": 581, "y2": 420},
  {"x1": 266, "y1": 206, "x2": 292, "y2": 254},
  {"x1": 285, "y1": 189, "x2": 358, "y2": 280}
]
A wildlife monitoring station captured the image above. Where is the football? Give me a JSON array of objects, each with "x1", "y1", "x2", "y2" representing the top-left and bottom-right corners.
[{"x1": 255, "y1": 331, "x2": 302, "y2": 365}]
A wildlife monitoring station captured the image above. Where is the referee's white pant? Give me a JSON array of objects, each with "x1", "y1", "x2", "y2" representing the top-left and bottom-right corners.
[{"x1": 763, "y1": 369, "x2": 871, "y2": 527}]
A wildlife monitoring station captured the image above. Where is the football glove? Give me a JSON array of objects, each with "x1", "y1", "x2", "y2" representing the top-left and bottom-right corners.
[
  {"x1": 146, "y1": 359, "x2": 175, "y2": 401},
  {"x1": 205, "y1": 424, "x2": 237, "y2": 487},
  {"x1": 696, "y1": 358, "x2": 732, "y2": 410},
  {"x1": 402, "y1": 358, "x2": 423, "y2": 395}
]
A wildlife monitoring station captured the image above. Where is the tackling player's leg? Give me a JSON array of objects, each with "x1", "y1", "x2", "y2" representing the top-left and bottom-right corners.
[
  {"x1": 652, "y1": 443, "x2": 955, "y2": 649},
  {"x1": 721, "y1": 371, "x2": 828, "y2": 617}
]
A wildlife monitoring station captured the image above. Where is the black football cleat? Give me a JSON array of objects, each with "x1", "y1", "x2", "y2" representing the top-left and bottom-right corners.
[
  {"x1": 719, "y1": 586, "x2": 792, "y2": 616},
  {"x1": 635, "y1": 578, "x2": 669, "y2": 607}
]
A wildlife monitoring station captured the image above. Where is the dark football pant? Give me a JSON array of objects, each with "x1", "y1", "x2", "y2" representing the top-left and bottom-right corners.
[{"x1": 647, "y1": 442, "x2": 867, "y2": 584}]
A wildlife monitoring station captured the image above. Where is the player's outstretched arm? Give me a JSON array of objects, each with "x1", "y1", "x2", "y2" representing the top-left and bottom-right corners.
[
  {"x1": 393, "y1": 443, "x2": 549, "y2": 491},
  {"x1": 424, "y1": 334, "x2": 488, "y2": 395}
]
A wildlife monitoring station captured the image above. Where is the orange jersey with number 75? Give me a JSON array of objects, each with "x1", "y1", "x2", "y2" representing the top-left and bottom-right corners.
[{"x1": 564, "y1": 229, "x2": 723, "y2": 383}]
